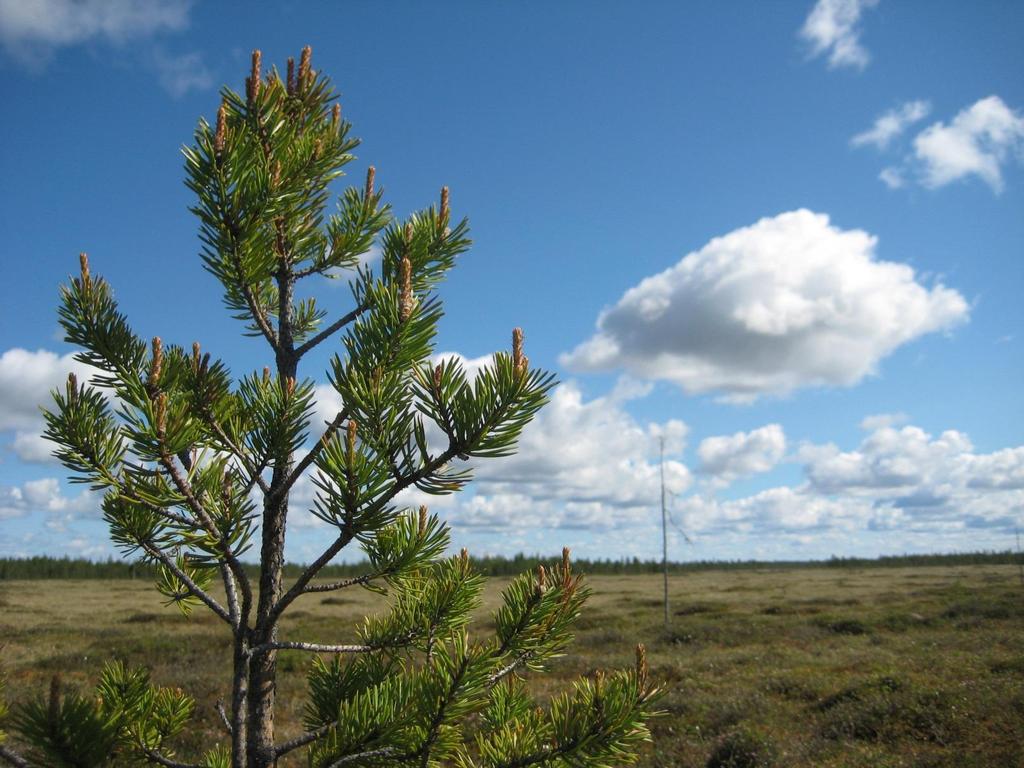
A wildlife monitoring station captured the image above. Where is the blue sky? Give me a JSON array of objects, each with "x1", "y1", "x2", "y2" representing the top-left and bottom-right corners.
[{"x1": 1, "y1": 0, "x2": 1022, "y2": 564}]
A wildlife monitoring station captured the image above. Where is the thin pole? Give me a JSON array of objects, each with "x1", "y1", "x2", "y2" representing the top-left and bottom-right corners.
[
  {"x1": 661, "y1": 437, "x2": 669, "y2": 628},
  {"x1": 1017, "y1": 527, "x2": 1023, "y2": 587}
]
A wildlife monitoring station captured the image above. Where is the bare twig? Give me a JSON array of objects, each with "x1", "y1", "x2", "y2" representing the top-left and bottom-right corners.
[
  {"x1": 215, "y1": 698, "x2": 232, "y2": 735},
  {"x1": 274, "y1": 722, "x2": 333, "y2": 757},
  {"x1": 294, "y1": 304, "x2": 367, "y2": 359},
  {"x1": 141, "y1": 747, "x2": 203, "y2": 768},
  {"x1": 301, "y1": 573, "x2": 373, "y2": 594},
  {"x1": 251, "y1": 641, "x2": 373, "y2": 657}
]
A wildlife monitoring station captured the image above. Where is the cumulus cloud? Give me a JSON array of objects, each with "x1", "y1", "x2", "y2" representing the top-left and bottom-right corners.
[
  {"x1": 562, "y1": 210, "x2": 968, "y2": 401},
  {"x1": 852, "y1": 101, "x2": 931, "y2": 150},
  {"x1": 0, "y1": 477, "x2": 99, "y2": 521},
  {"x1": 0, "y1": 0, "x2": 189, "y2": 63},
  {"x1": 472, "y1": 380, "x2": 689, "y2": 512},
  {"x1": 800, "y1": 0, "x2": 879, "y2": 70},
  {"x1": 697, "y1": 424, "x2": 786, "y2": 487},
  {"x1": 796, "y1": 422, "x2": 1024, "y2": 533},
  {"x1": 0, "y1": 348, "x2": 96, "y2": 432},
  {"x1": 912, "y1": 96, "x2": 1024, "y2": 192}
]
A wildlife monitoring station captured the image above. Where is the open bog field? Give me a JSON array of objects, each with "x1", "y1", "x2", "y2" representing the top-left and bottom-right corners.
[{"x1": 2, "y1": 564, "x2": 1022, "y2": 767}]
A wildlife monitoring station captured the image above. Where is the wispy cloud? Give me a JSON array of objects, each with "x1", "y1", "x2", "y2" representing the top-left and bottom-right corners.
[
  {"x1": 912, "y1": 96, "x2": 1024, "y2": 193},
  {"x1": 862, "y1": 96, "x2": 1024, "y2": 193},
  {"x1": 799, "y1": 0, "x2": 879, "y2": 71},
  {"x1": 562, "y1": 210, "x2": 968, "y2": 401},
  {"x1": 152, "y1": 47, "x2": 212, "y2": 98},
  {"x1": 0, "y1": 0, "x2": 190, "y2": 65},
  {"x1": 852, "y1": 101, "x2": 931, "y2": 150}
]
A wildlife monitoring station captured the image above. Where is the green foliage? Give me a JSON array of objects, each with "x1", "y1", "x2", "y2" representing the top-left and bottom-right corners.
[{"x1": 9, "y1": 46, "x2": 659, "y2": 767}]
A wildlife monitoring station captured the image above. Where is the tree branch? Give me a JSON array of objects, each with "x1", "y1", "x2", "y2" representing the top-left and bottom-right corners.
[
  {"x1": 327, "y1": 747, "x2": 397, "y2": 768},
  {"x1": 301, "y1": 573, "x2": 373, "y2": 594},
  {"x1": 0, "y1": 745, "x2": 29, "y2": 768},
  {"x1": 251, "y1": 641, "x2": 373, "y2": 657},
  {"x1": 273, "y1": 410, "x2": 347, "y2": 504},
  {"x1": 274, "y1": 721, "x2": 333, "y2": 757},
  {"x1": 159, "y1": 453, "x2": 249, "y2": 627},
  {"x1": 141, "y1": 540, "x2": 232, "y2": 625},
  {"x1": 294, "y1": 304, "x2": 366, "y2": 359},
  {"x1": 141, "y1": 746, "x2": 203, "y2": 768}
]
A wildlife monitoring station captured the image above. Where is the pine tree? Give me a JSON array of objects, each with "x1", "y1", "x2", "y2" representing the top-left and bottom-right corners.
[{"x1": 0, "y1": 48, "x2": 659, "y2": 768}]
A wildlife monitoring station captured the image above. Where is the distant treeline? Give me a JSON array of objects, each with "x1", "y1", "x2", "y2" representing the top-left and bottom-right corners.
[{"x1": 0, "y1": 550, "x2": 1021, "y2": 581}]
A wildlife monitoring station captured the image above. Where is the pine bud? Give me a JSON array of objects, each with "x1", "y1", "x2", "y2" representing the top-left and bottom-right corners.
[
  {"x1": 418, "y1": 506, "x2": 428, "y2": 535},
  {"x1": 512, "y1": 328, "x2": 526, "y2": 377},
  {"x1": 150, "y1": 336, "x2": 163, "y2": 386},
  {"x1": 248, "y1": 49, "x2": 262, "y2": 103},
  {"x1": 155, "y1": 393, "x2": 167, "y2": 436},
  {"x1": 535, "y1": 564, "x2": 546, "y2": 597},
  {"x1": 635, "y1": 643, "x2": 648, "y2": 689},
  {"x1": 460, "y1": 547, "x2": 469, "y2": 565},
  {"x1": 214, "y1": 101, "x2": 227, "y2": 154},
  {"x1": 262, "y1": 366, "x2": 271, "y2": 383},
  {"x1": 271, "y1": 161, "x2": 281, "y2": 189},
  {"x1": 282, "y1": 376, "x2": 296, "y2": 398},
  {"x1": 562, "y1": 547, "x2": 572, "y2": 586},
  {"x1": 332, "y1": 103, "x2": 341, "y2": 129},
  {"x1": 298, "y1": 46, "x2": 312, "y2": 89},
  {"x1": 440, "y1": 185, "x2": 450, "y2": 226},
  {"x1": 399, "y1": 257, "x2": 413, "y2": 322},
  {"x1": 365, "y1": 166, "x2": 375, "y2": 198},
  {"x1": 67, "y1": 373, "x2": 78, "y2": 404},
  {"x1": 286, "y1": 57, "x2": 296, "y2": 95},
  {"x1": 433, "y1": 364, "x2": 443, "y2": 392},
  {"x1": 78, "y1": 252, "x2": 91, "y2": 289},
  {"x1": 346, "y1": 419, "x2": 357, "y2": 456},
  {"x1": 192, "y1": 342, "x2": 201, "y2": 371}
]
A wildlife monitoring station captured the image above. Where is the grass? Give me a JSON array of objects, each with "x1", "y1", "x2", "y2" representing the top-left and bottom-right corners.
[{"x1": 1, "y1": 564, "x2": 1022, "y2": 766}]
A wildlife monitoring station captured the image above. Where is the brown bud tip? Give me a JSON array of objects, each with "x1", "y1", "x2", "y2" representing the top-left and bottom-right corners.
[
  {"x1": 262, "y1": 366, "x2": 271, "y2": 382},
  {"x1": 365, "y1": 166, "x2": 375, "y2": 198},
  {"x1": 404, "y1": 221, "x2": 413, "y2": 247},
  {"x1": 346, "y1": 419, "x2": 357, "y2": 451},
  {"x1": 440, "y1": 186, "x2": 450, "y2": 221},
  {"x1": 399, "y1": 257, "x2": 413, "y2": 322},
  {"x1": 283, "y1": 376, "x2": 296, "y2": 397},
  {"x1": 286, "y1": 57, "x2": 296, "y2": 94},
  {"x1": 298, "y1": 45, "x2": 312, "y2": 86},
  {"x1": 150, "y1": 336, "x2": 163, "y2": 384},
  {"x1": 418, "y1": 505, "x2": 428, "y2": 534},
  {"x1": 512, "y1": 327, "x2": 525, "y2": 372},
  {"x1": 636, "y1": 643, "x2": 648, "y2": 686},
  {"x1": 249, "y1": 49, "x2": 262, "y2": 101},
  {"x1": 191, "y1": 341, "x2": 201, "y2": 367},
  {"x1": 214, "y1": 101, "x2": 227, "y2": 153},
  {"x1": 332, "y1": 102, "x2": 341, "y2": 127},
  {"x1": 67, "y1": 372, "x2": 78, "y2": 395},
  {"x1": 460, "y1": 547, "x2": 469, "y2": 563},
  {"x1": 155, "y1": 393, "x2": 167, "y2": 433},
  {"x1": 536, "y1": 564, "x2": 546, "y2": 592},
  {"x1": 78, "y1": 252, "x2": 90, "y2": 283}
]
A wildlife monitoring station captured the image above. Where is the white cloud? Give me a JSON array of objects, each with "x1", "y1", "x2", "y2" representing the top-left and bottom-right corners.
[
  {"x1": 152, "y1": 48, "x2": 212, "y2": 97},
  {"x1": 11, "y1": 430, "x2": 58, "y2": 463},
  {"x1": 0, "y1": 348, "x2": 97, "y2": 432},
  {"x1": 0, "y1": 477, "x2": 99, "y2": 521},
  {"x1": 0, "y1": 0, "x2": 190, "y2": 64},
  {"x1": 912, "y1": 96, "x2": 1024, "y2": 192},
  {"x1": 471, "y1": 379, "x2": 690, "y2": 514},
  {"x1": 697, "y1": 424, "x2": 786, "y2": 487},
  {"x1": 800, "y1": 0, "x2": 879, "y2": 71},
  {"x1": 878, "y1": 167, "x2": 905, "y2": 189},
  {"x1": 852, "y1": 101, "x2": 931, "y2": 150},
  {"x1": 562, "y1": 210, "x2": 968, "y2": 401}
]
